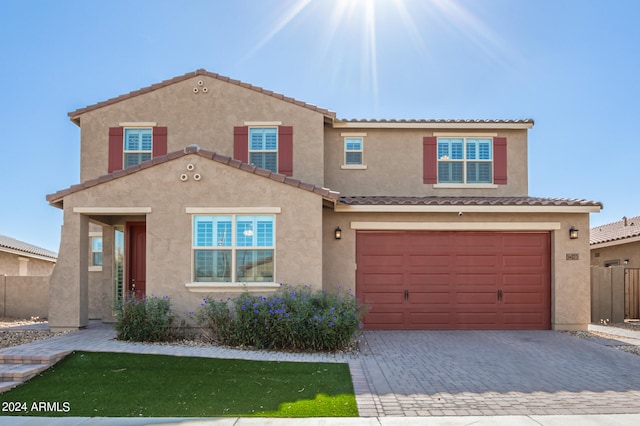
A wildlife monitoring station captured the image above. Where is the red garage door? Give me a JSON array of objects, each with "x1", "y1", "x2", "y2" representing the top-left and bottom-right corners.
[{"x1": 356, "y1": 231, "x2": 551, "y2": 330}]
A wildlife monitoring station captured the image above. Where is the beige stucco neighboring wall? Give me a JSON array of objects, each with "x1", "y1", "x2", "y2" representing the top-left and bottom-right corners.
[
  {"x1": 0, "y1": 275, "x2": 49, "y2": 319},
  {"x1": 49, "y1": 153, "x2": 325, "y2": 328},
  {"x1": 323, "y1": 209, "x2": 592, "y2": 330},
  {"x1": 76, "y1": 75, "x2": 326, "y2": 186},
  {"x1": 323, "y1": 127, "x2": 528, "y2": 196},
  {"x1": 0, "y1": 251, "x2": 55, "y2": 276},
  {"x1": 591, "y1": 240, "x2": 640, "y2": 267}
]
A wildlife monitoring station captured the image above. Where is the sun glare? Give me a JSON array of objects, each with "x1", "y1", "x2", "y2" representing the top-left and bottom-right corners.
[{"x1": 244, "y1": 0, "x2": 514, "y2": 110}]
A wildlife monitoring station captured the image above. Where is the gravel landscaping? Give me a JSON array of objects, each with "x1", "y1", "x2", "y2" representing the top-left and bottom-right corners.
[
  {"x1": 0, "y1": 317, "x2": 69, "y2": 349},
  {"x1": 0, "y1": 317, "x2": 639, "y2": 357}
]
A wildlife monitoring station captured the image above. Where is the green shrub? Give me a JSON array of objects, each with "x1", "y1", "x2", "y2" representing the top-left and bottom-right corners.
[
  {"x1": 114, "y1": 294, "x2": 175, "y2": 342},
  {"x1": 196, "y1": 285, "x2": 367, "y2": 352}
]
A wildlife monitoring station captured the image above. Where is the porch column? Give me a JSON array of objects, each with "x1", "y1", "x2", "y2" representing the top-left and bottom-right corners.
[
  {"x1": 49, "y1": 208, "x2": 89, "y2": 331},
  {"x1": 99, "y1": 225, "x2": 115, "y2": 322}
]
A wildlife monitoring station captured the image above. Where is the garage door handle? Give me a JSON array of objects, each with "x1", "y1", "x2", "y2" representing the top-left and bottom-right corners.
[
  {"x1": 497, "y1": 289, "x2": 503, "y2": 301},
  {"x1": 404, "y1": 289, "x2": 409, "y2": 301}
]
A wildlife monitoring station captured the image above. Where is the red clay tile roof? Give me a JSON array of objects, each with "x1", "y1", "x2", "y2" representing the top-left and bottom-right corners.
[
  {"x1": 67, "y1": 69, "x2": 336, "y2": 124},
  {"x1": 0, "y1": 234, "x2": 57, "y2": 261},
  {"x1": 46, "y1": 145, "x2": 340, "y2": 206},
  {"x1": 590, "y1": 215, "x2": 640, "y2": 245},
  {"x1": 339, "y1": 195, "x2": 602, "y2": 208}
]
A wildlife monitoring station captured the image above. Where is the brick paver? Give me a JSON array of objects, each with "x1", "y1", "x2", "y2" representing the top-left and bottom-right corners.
[{"x1": 2, "y1": 323, "x2": 640, "y2": 417}]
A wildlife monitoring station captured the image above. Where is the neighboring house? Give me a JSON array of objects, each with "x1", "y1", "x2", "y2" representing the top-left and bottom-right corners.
[
  {"x1": 46, "y1": 69, "x2": 602, "y2": 332},
  {"x1": 0, "y1": 234, "x2": 57, "y2": 276},
  {"x1": 590, "y1": 216, "x2": 640, "y2": 321},
  {"x1": 590, "y1": 216, "x2": 640, "y2": 267}
]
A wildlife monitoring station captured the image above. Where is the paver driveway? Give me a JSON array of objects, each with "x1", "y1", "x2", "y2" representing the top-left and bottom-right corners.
[{"x1": 357, "y1": 330, "x2": 640, "y2": 416}]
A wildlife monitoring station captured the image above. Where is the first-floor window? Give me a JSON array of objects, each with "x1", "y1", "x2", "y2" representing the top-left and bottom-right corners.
[
  {"x1": 91, "y1": 236, "x2": 103, "y2": 267},
  {"x1": 193, "y1": 215, "x2": 275, "y2": 282}
]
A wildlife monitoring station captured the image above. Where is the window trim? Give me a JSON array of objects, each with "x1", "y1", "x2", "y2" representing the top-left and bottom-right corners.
[
  {"x1": 436, "y1": 136, "x2": 495, "y2": 185},
  {"x1": 188, "y1": 213, "x2": 278, "y2": 290},
  {"x1": 89, "y1": 233, "x2": 103, "y2": 271},
  {"x1": 341, "y1": 132, "x2": 367, "y2": 169}
]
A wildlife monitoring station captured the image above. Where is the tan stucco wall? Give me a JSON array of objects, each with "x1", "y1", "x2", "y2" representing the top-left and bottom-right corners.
[
  {"x1": 77, "y1": 75, "x2": 326, "y2": 186},
  {"x1": 323, "y1": 209, "x2": 592, "y2": 330},
  {"x1": 323, "y1": 128, "x2": 529, "y2": 196},
  {"x1": 0, "y1": 275, "x2": 49, "y2": 319},
  {"x1": 591, "y1": 240, "x2": 640, "y2": 267},
  {"x1": 49, "y1": 153, "x2": 325, "y2": 328},
  {"x1": 0, "y1": 251, "x2": 55, "y2": 276}
]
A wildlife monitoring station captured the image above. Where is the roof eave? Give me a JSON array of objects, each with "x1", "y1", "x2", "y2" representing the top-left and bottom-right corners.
[
  {"x1": 332, "y1": 120, "x2": 535, "y2": 130},
  {"x1": 334, "y1": 204, "x2": 602, "y2": 214}
]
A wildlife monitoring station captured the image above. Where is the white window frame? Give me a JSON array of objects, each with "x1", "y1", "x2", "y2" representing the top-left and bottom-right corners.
[
  {"x1": 89, "y1": 234, "x2": 103, "y2": 271},
  {"x1": 123, "y1": 128, "x2": 153, "y2": 169},
  {"x1": 340, "y1": 132, "x2": 367, "y2": 170},
  {"x1": 433, "y1": 133, "x2": 498, "y2": 188},
  {"x1": 188, "y1": 212, "x2": 278, "y2": 290},
  {"x1": 248, "y1": 127, "x2": 278, "y2": 173}
]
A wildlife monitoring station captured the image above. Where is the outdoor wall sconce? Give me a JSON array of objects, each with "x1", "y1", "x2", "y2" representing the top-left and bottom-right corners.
[
  {"x1": 569, "y1": 226, "x2": 579, "y2": 240},
  {"x1": 334, "y1": 227, "x2": 342, "y2": 240}
]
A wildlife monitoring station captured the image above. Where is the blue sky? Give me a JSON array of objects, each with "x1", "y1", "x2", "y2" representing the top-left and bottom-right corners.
[{"x1": 1, "y1": 0, "x2": 638, "y2": 252}]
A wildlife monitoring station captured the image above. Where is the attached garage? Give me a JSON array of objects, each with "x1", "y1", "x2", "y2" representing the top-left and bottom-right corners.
[{"x1": 356, "y1": 231, "x2": 551, "y2": 330}]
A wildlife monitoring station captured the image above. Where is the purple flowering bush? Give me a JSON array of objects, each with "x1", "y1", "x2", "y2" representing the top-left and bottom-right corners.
[
  {"x1": 196, "y1": 285, "x2": 367, "y2": 352},
  {"x1": 114, "y1": 294, "x2": 174, "y2": 342}
]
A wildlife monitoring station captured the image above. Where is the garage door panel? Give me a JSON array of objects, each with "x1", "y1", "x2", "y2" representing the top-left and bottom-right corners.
[
  {"x1": 503, "y1": 292, "x2": 546, "y2": 305},
  {"x1": 365, "y1": 312, "x2": 404, "y2": 327},
  {"x1": 409, "y1": 312, "x2": 453, "y2": 326},
  {"x1": 455, "y1": 272, "x2": 497, "y2": 285},
  {"x1": 409, "y1": 292, "x2": 451, "y2": 304},
  {"x1": 456, "y1": 293, "x2": 497, "y2": 305},
  {"x1": 503, "y1": 255, "x2": 544, "y2": 268},
  {"x1": 408, "y1": 254, "x2": 451, "y2": 267},
  {"x1": 357, "y1": 231, "x2": 550, "y2": 330},
  {"x1": 408, "y1": 273, "x2": 451, "y2": 286},
  {"x1": 456, "y1": 255, "x2": 498, "y2": 267},
  {"x1": 360, "y1": 254, "x2": 404, "y2": 267},
  {"x1": 503, "y1": 233, "x2": 545, "y2": 248},
  {"x1": 361, "y1": 272, "x2": 403, "y2": 286},
  {"x1": 363, "y1": 291, "x2": 404, "y2": 304}
]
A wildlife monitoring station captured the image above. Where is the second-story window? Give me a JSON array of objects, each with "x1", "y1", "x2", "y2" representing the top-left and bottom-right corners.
[
  {"x1": 124, "y1": 128, "x2": 153, "y2": 168},
  {"x1": 249, "y1": 128, "x2": 278, "y2": 173},
  {"x1": 438, "y1": 137, "x2": 493, "y2": 184},
  {"x1": 344, "y1": 137, "x2": 363, "y2": 165}
]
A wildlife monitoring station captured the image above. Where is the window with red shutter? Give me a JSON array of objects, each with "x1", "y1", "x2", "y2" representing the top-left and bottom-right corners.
[
  {"x1": 233, "y1": 125, "x2": 293, "y2": 176},
  {"x1": 107, "y1": 126, "x2": 167, "y2": 173}
]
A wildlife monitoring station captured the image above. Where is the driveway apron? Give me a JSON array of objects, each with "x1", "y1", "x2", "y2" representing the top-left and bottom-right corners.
[{"x1": 358, "y1": 330, "x2": 640, "y2": 416}]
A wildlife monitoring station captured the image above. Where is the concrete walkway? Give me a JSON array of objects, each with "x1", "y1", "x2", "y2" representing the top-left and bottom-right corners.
[{"x1": 1, "y1": 322, "x2": 640, "y2": 424}]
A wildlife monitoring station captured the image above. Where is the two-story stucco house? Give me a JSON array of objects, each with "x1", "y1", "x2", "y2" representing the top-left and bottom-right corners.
[{"x1": 46, "y1": 69, "x2": 601, "y2": 332}]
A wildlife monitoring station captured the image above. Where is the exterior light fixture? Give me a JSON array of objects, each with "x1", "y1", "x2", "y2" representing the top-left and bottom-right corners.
[
  {"x1": 334, "y1": 227, "x2": 342, "y2": 240},
  {"x1": 569, "y1": 226, "x2": 579, "y2": 240}
]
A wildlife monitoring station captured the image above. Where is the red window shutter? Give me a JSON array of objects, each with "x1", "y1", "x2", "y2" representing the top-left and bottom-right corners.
[
  {"x1": 423, "y1": 136, "x2": 437, "y2": 184},
  {"x1": 233, "y1": 126, "x2": 249, "y2": 163},
  {"x1": 278, "y1": 126, "x2": 293, "y2": 176},
  {"x1": 153, "y1": 126, "x2": 168, "y2": 157},
  {"x1": 493, "y1": 137, "x2": 507, "y2": 185},
  {"x1": 108, "y1": 127, "x2": 124, "y2": 173}
]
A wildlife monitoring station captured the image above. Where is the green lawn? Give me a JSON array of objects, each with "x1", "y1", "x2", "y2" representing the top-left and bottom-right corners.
[{"x1": 0, "y1": 351, "x2": 358, "y2": 417}]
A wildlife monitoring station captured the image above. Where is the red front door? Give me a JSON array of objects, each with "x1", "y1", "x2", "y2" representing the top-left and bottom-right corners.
[{"x1": 126, "y1": 222, "x2": 146, "y2": 298}]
